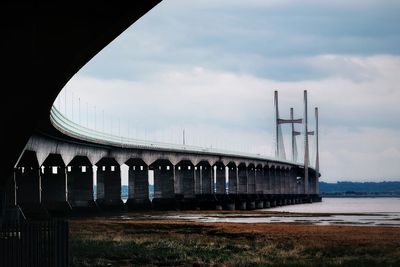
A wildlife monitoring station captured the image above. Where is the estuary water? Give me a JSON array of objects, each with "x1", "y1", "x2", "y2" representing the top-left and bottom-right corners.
[
  {"x1": 270, "y1": 197, "x2": 400, "y2": 213},
  {"x1": 161, "y1": 197, "x2": 400, "y2": 227}
]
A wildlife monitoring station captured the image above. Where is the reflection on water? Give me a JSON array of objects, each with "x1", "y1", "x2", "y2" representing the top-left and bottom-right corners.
[{"x1": 160, "y1": 198, "x2": 400, "y2": 227}]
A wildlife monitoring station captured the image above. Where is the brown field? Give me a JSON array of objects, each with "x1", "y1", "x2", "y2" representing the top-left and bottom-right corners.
[{"x1": 69, "y1": 212, "x2": 400, "y2": 267}]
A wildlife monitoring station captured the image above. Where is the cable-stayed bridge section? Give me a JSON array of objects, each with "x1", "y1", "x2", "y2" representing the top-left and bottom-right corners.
[{"x1": 12, "y1": 104, "x2": 320, "y2": 218}]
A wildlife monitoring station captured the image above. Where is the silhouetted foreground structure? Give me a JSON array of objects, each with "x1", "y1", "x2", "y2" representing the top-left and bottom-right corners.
[
  {"x1": 0, "y1": 2, "x2": 161, "y2": 266},
  {"x1": 0, "y1": 1, "x2": 162, "y2": 220},
  {"x1": 0, "y1": 220, "x2": 69, "y2": 267}
]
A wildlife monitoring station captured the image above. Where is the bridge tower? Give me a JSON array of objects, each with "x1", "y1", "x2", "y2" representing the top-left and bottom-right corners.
[
  {"x1": 290, "y1": 108, "x2": 301, "y2": 162},
  {"x1": 315, "y1": 107, "x2": 320, "y2": 194}
]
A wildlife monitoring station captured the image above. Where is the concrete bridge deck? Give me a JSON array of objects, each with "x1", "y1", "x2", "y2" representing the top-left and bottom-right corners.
[{"x1": 10, "y1": 107, "x2": 320, "y2": 219}]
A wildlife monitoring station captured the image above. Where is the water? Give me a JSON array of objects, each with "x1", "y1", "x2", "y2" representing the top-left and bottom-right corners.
[
  {"x1": 160, "y1": 198, "x2": 400, "y2": 227},
  {"x1": 269, "y1": 197, "x2": 400, "y2": 213}
]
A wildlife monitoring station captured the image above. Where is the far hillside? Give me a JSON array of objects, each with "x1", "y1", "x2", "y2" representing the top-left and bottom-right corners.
[{"x1": 320, "y1": 181, "x2": 400, "y2": 196}]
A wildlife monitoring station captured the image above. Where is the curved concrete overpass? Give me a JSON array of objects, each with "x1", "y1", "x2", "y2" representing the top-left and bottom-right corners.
[
  {"x1": 12, "y1": 106, "x2": 320, "y2": 217},
  {"x1": 0, "y1": 1, "x2": 161, "y2": 218},
  {"x1": 1, "y1": 2, "x2": 320, "y2": 219}
]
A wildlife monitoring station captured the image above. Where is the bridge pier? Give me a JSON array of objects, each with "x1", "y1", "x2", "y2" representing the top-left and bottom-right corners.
[
  {"x1": 14, "y1": 151, "x2": 48, "y2": 219},
  {"x1": 246, "y1": 164, "x2": 256, "y2": 210},
  {"x1": 199, "y1": 161, "x2": 213, "y2": 194},
  {"x1": 284, "y1": 168, "x2": 291, "y2": 205},
  {"x1": 247, "y1": 164, "x2": 256, "y2": 194},
  {"x1": 152, "y1": 160, "x2": 176, "y2": 210},
  {"x1": 228, "y1": 162, "x2": 238, "y2": 195},
  {"x1": 289, "y1": 168, "x2": 295, "y2": 196},
  {"x1": 255, "y1": 165, "x2": 264, "y2": 209},
  {"x1": 67, "y1": 156, "x2": 97, "y2": 212},
  {"x1": 279, "y1": 167, "x2": 285, "y2": 197},
  {"x1": 215, "y1": 163, "x2": 226, "y2": 194},
  {"x1": 237, "y1": 163, "x2": 247, "y2": 210},
  {"x1": 215, "y1": 162, "x2": 228, "y2": 210},
  {"x1": 196, "y1": 161, "x2": 216, "y2": 209},
  {"x1": 176, "y1": 161, "x2": 195, "y2": 209},
  {"x1": 41, "y1": 154, "x2": 71, "y2": 216},
  {"x1": 262, "y1": 166, "x2": 271, "y2": 208},
  {"x1": 1, "y1": 167, "x2": 25, "y2": 222},
  {"x1": 126, "y1": 159, "x2": 151, "y2": 210},
  {"x1": 95, "y1": 158, "x2": 124, "y2": 211},
  {"x1": 238, "y1": 163, "x2": 247, "y2": 194},
  {"x1": 226, "y1": 162, "x2": 238, "y2": 210}
]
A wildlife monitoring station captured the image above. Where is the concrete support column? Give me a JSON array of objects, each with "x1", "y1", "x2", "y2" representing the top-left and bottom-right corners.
[
  {"x1": 304, "y1": 168, "x2": 309, "y2": 195},
  {"x1": 126, "y1": 159, "x2": 150, "y2": 210},
  {"x1": 1, "y1": 167, "x2": 23, "y2": 222},
  {"x1": 182, "y1": 165, "x2": 195, "y2": 198},
  {"x1": 15, "y1": 166, "x2": 41, "y2": 207},
  {"x1": 195, "y1": 166, "x2": 201, "y2": 194},
  {"x1": 175, "y1": 161, "x2": 195, "y2": 199},
  {"x1": 271, "y1": 167, "x2": 277, "y2": 194},
  {"x1": 284, "y1": 168, "x2": 290, "y2": 195},
  {"x1": 289, "y1": 168, "x2": 296, "y2": 195},
  {"x1": 96, "y1": 158, "x2": 123, "y2": 210},
  {"x1": 42, "y1": 166, "x2": 67, "y2": 205},
  {"x1": 152, "y1": 160, "x2": 175, "y2": 210},
  {"x1": 275, "y1": 167, "x2": 281, "y2": 195},
  {"x1": 310, "y1": 172, "x2": 316, "y2": 195},
  {"x1": 104, "y1": 165, "x2": 122, "y2": 204},
  {"x1": 174, "y1": 166, "x2": 183, "y2": 195},
  {"x1": 279, "y1": 168, "x2": 285, "y2": 195},
  {"x1": 200, "y1": 163, "x2": 213, "y2": 194},
  {"x1": 154, "y1": 163, "x2": 175, "y2": 199},
  {"x1": 96, "y1": 168, "x2": 105, "y2": 200},
  {"x1": 215, "y1": 164, "x2": 226, "y2": 194},
  {"x1": 238, "y1": 164, "x2": 247, "y2": 194},
  {"x1": 255, "y1": 166, "x2": 264, "y2": 194},
  {"x1": 129, "y1": 165, "x2": 149, "y2": 200},
  {"x1": 282, "y1": 169, "x2": 288, "y2": 195},
  {"x1": 41, "y1": 154, "x2": 71, "y2": 214},
  {"x1": 228, "y1": 163, "x2": 238, "y2": 194},
  {"x1": 279, "y1": 168, "x2": 283, "y2": 195},
  {"x1": 67, "y1": 164, "x2": 95, "y2": 209},
  {"x1": 263, "y1": 166, "x2": 270, "y2": 194},
  {"x1": 174, "y1": 161, "x2": 196, "y2": 209},
  {"x1": 247, "y1": 165, "x2": 255, "y2": 194},
  {"x1": 307, "y1": 171, "x2": 312, "y2": 194},
  {"x1": 299, "y1": 170, "x2": 305, "y2": 194}
]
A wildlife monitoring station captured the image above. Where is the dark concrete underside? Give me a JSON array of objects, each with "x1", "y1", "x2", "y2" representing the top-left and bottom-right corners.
[{"x1": 0, "y1": 1, "x2": 161, "y2": 184}]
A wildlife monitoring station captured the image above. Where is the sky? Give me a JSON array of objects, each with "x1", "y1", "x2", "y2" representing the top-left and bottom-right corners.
[{"x1": 59, "y1": 0, "x2": 400, "y2": 183}]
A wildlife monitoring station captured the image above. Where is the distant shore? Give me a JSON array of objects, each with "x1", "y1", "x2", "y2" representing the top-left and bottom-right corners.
[{"x1": 321, "y1": 194, "x2": 400, "y2": 198}]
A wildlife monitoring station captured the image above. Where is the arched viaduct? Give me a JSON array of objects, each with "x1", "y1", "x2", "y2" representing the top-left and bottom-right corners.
[
  {"x1": 0, "y1": 2, "x2": 320, "y2": 220},
  {"x1": 10, "y1": 107, "x2": 320, "y2": 219}
]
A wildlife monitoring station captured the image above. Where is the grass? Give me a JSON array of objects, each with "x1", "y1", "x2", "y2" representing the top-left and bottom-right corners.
[{"x1": 69, "y1": 212, "x2": 400, "y2": 267}]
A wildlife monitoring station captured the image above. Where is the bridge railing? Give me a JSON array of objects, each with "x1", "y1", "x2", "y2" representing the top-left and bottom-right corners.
[{"x1": 50, "y1": 106, "x2": 297, "y2": 164}]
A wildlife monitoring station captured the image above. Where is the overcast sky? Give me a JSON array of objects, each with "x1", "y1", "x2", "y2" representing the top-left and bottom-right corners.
[{"x1": 60, "y1": 0, "x2": 400, "y2": 182}]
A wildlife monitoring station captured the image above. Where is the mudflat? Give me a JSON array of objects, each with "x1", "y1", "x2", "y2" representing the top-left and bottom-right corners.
[{"x1": 69, "y1": 212, "x2": 400, "y2": 267}]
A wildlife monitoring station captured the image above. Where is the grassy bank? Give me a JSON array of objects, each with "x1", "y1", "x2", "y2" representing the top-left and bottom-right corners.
[{"x1": 69, "y1": 212, "x2": 400, "y2": 267}]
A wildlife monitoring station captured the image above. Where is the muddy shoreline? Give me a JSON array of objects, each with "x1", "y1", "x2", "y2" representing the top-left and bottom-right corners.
[{"x1": 69, "y1": 211, "x2": 400, "y2": 266}]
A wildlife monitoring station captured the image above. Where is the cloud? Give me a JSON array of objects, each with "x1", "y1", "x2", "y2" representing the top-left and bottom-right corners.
[
  {"x1": 80, "y1": 0, "x2": 400, "y2": 82},
  {"x1": 60, "y1": 54, "x2": 400, "y2": 182}
]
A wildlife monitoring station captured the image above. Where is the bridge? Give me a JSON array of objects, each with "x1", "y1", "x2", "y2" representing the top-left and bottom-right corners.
[
  {"x1": 9, "y1": 87, "x2": 321, "y2": 219},
  {"x1": 0, "y1": 2, "x2": 320, "y2": 221}
]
